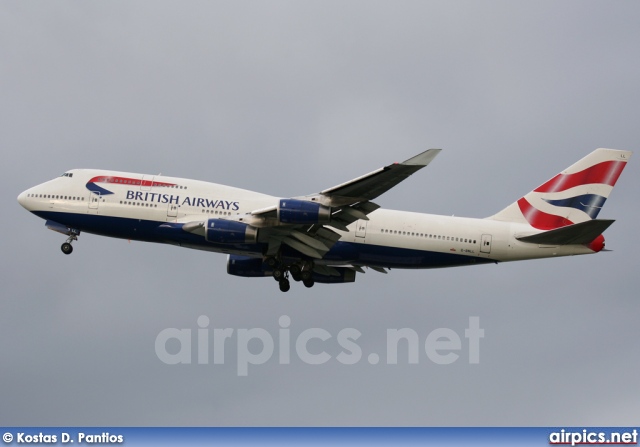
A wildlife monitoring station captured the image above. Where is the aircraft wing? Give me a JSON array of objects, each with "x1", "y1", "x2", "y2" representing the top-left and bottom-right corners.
[
  {"x1": 184, "y1": 149, "x2": 441, "y2": 260},
  {"x1": 316, "y1": 149, "x2": 441, "y2": 203}
]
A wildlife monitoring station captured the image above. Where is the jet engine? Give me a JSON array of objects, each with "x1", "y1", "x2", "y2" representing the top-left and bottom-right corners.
[
  {"x1": 227, "y1": 255, "x2": 270, "y2": 277},
  {"x1": 206, "y1": 219, "x2": 258, "y2": 244},
  {"x1": 277, "y1": 199, "x2": 331, "y2": 224},
  {"x1": 226, "y1": 254, "x2": 356, "y2": 284}
]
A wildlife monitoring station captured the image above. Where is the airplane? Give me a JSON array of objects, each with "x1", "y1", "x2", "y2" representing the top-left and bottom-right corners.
[{"x1": 17, "y1": 148, "x2": 631, "y2": 292}]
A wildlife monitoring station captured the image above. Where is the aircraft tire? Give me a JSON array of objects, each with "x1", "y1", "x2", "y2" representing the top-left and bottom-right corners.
[{"x1": 279, "y1": 279, "x2": 290, "y2": 292}]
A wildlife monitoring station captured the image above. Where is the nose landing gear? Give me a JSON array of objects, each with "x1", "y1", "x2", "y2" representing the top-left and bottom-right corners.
[
  {"x1": 45, "y1": 221, "x2": 80, "y2": 255},
  {"x1": 60, "y1": 234, "x2": 77, "y2": 255}
]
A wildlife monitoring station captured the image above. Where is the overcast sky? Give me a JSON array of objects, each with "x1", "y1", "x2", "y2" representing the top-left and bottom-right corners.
[{"x1": 1, "y1": 1, "x2": 639, "y2": 426}]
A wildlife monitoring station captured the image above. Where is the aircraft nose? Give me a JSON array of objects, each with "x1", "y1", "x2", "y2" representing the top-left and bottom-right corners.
[{"x1": 17, "y1": 190, "x2": 29, "y2": 209}]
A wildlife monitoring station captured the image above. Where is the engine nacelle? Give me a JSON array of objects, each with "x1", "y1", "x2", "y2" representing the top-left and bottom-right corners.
[
  {"x1": 278, "y1": 199, "x2": 331, "y2": 224},
  {"x1": 206, "y1": 219, "x2": 258, "y2": 244},
  {"x1": 313, "y1": 268, "x2": 356, "y2": 284},
  {"x1": 226, "y1": 255, "x2": 357, "y2": 284},
  {"x1": 227, "y1": 255, "x2": 270, "y2": 277}
]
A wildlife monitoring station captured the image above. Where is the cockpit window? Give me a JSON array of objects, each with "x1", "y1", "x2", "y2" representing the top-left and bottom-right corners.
[{"x1": 60, "y1": 173, "x2": 73, "y2": 178}]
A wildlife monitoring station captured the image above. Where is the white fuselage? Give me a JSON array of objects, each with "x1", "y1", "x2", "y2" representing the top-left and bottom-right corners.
[{"x1": 17, "y1": 169, "x2": 597, "y2": 269}]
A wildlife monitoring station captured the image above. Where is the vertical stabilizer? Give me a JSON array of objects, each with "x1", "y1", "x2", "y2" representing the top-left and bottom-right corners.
[{"x1": 487, "y1": 148, "x2": 632, "y2": 229}]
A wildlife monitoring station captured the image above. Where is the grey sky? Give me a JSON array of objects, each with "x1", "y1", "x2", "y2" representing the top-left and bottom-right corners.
[{"x1": 1, "y1": 1, "x2": 639, "y2": 425}]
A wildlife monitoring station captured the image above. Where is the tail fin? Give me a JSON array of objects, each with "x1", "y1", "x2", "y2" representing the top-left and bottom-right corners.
[{"x1": 488, "y1": 148, "x2": 632, "y2": 229}]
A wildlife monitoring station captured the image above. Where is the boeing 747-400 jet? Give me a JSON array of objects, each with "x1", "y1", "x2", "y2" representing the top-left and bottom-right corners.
[{"x1": 17, "y1": 148, "x2": 631, "y2": 292}]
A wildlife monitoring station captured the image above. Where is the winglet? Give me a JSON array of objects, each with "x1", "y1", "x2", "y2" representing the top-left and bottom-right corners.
[{"x1": 402, "y1": 149, "x2": 442, "y2": 166}]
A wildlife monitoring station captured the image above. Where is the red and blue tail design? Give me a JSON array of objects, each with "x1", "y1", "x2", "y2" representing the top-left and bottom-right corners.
[{"x1": 489, "y1": 148, "x2": 631, "y2": 230}]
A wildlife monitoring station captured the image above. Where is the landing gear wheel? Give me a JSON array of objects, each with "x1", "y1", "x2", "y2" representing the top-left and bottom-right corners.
[
  {"x1": 289, "y1": 264, "x2": 301, "y2": 275},
  {"x1": 303, "y1": 278, "x2": 315, "y2": 288},
  {"x1": 291, "y1": 272, "x2": 302, "y2": 282},
  {"x1": 61, "y1": 242, "x2": 73, "y2": 255},
  {"x1": 272, "y1": 268, "x2": 284, "y2": 281},
  {"x1": 266, "y1": 257, "x2": 278, "y2": 268},
  {"x1": 279, "y1": 278, "x2": 291, "y2": 292},
  {"x1": 301, "y1": 270, "x2": 312, "y2": 281}
]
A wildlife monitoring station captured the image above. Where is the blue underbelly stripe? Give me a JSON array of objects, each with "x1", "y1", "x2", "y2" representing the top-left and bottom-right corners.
[{"x1": 34, "y1": 211, "x2": 496, "y2": 269}]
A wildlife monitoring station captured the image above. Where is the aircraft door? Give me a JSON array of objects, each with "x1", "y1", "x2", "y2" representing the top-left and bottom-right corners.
[
  {"x1": 355, "y1": 220, "x2": 368, "y2": 238},
  {"x1": 88, "y1": 191, "x2": 100, "y2": 209},
  {"x1": 480, "y1": 234, "x2": 492, "y2": 254},
  {"x1": 141, "y1": 175, "x2": 154, "y2": 191}
]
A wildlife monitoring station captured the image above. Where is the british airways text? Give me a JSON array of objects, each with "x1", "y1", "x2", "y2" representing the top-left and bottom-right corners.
[{"x1": 125, "y1": 190, "x2": 240, "y2": 210}]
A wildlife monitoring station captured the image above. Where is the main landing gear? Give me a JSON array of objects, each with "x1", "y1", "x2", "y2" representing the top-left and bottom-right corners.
[
  {"x1": 60, "y1": 235, "x2": 77, "y2": 255},
  {"x1": 279, "y1": 276, "x2": 291, "y2": 293},
  {"x1": 266, "y1": 257, "x2": 315, "y2": 292}
]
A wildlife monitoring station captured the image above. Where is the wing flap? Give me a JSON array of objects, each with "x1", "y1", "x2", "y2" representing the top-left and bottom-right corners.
[
  {"x1": 313, "y1": 265, "x2": 341, "y2": 276},
  {"x1": 337, "y1": 207, "x2": 369, "y2": 221},
  {"x1": 316, "y1": 227, "x2": 342, "y2": 243},
  {"x1": 289, "y1": 230, "x2": 331, "y2": 251},
  {"x1": 367, "y1": 266, "x2": 389, "y2": 274},
  {"x1": 280, "y1": 236, "x2": 324, "y2": 259}
]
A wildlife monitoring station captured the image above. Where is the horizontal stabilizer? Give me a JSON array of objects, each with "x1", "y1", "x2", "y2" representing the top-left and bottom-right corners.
[{"x1": 516, "y1": 219, "x2": 615, "y2": 245}]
